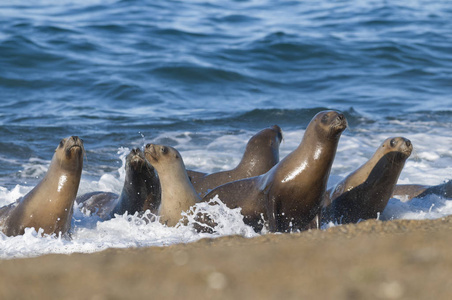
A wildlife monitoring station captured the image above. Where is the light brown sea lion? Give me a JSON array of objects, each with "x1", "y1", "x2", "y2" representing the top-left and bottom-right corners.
[
  {"x1": 187, "y1": 125, "x2": 283, "y2": 197},
  {"x1": 322, "y1": 137, "x2": 413, "y2": 224},
  {"x1": 77, "y1": 148, "x2": 161, "y2": 219},
  {"x1": 0, "y1": 136, "x2": 84, "y2": 237},
  {"x1": 202, "y1": 110, "x2": 347, "y2": 232},
  {"x1": 144, "y1": 143, "x2": 200, "y2": 227},
  {"x1": 392, "y1": 180, "x2": 451, "y2": 201}
]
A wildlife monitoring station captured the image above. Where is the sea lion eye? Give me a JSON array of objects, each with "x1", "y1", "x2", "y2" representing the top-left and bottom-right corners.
[
  {"x1": 321, "y1": 114, "x2": 329, "y2": 123},
  {"x1": 390, "y1": 139, "x2": 397, "y2": 147},
  {"x1": 161, "y1": 147, "x2": 168, "y2": 155}
]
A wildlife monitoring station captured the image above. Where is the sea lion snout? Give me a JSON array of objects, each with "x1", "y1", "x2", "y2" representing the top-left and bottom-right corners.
[
  {"x1": 145, "y1": 143, "x2": 154, "y2": 153},
  {"x1": 144, "y1": 143, "x2": 158, "y2": 162},
  {"x1": 65, "y1": 136, "x2": 84, "y2": 158},
  {"x1": 130, "y1": 148, "x2": 144, "y2": 159},
  {"x1": 131, "y1": 148, "x2": 141, "y2": 155},
  {"x1": 67, "y1": 136, "x2": 83, "y2": 146},
  {"x1": 331, "y1": 112, "x2": 348, "y2": 132},
  {"x1": 128, "y1": 148, "x2": 145, "y2": 168},
  {"x1": 401, "y1": 137, "x2": 413, "y2": 156},
  {"x1": 271, "y1": 125, "x2": 283, "y2": 143}
]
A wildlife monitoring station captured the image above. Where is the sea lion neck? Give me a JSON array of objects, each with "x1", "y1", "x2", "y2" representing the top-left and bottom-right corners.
[
  {"x1": 43, "y1": 154, "x2": 83, "y2": 202},
  {"x1": 237, "y1": 144, "x2": 279, "y2": 175},
  {"x1": 274, "y1": 118, "x2": 343, "y2": 188},
  {"x1": 158, "y1": 160, "x2": 193, "y2": 192},
  {"x1": 48, "y1": 150, "x2": 84, "y2": 185},
  {"x1": 236, "y1": 128, "x2": 281, "y2": 173},
  {"x1": 123, "y1": 162, "x2": 155, "y2": 196}
]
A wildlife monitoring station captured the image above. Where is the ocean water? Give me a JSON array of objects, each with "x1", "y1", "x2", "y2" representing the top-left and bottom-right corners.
[{"x1": 0, "y1": 0, "x2": 451, "y2": 259}]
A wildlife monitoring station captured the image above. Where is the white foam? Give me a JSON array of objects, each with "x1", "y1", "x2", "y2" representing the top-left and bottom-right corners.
[{"x1": 0, "y1": 197, "x2": 256, "y2": 259}]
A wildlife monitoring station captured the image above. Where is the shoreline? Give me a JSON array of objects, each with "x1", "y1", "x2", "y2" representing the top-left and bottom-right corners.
[{"x1": 2, "y1": 216, "x2": 452, "y2": 299}]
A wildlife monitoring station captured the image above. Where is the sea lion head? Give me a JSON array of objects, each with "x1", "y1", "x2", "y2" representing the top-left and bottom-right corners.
[
  {"x1": 55, "y1": 136, "x2": 85, "y2": 171},
  {"x1": 379, "y1": 137, "x2": 413, "y2": 162},
  {"x1": 312, "y1": 110, "x2": 348, "y2": 139},
  {"x1": 125, "y1": 148, "x2": 150, "y2": 172},
  {"x1": 256, "y1": 124, "x2": 283, "y2": 147},
  {"x1": 144, "y1": 143, "x2": 183, "y2": 171},
  {"x1": 247, "y1": 124, "x2": 283, "y2": 152}
]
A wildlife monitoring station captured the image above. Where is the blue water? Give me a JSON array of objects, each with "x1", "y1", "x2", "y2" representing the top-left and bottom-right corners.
[{"x1": 0, "y1": 0, "x2": 451, "y2": 258}]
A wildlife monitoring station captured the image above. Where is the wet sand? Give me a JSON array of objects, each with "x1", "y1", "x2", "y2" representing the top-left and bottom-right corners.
[{"x1": 1, "y1": 216, "x2": 452, "y2": 300}]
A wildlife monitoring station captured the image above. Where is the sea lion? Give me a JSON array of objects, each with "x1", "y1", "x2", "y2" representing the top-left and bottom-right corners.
[
  {"x1": 144, "y1": 143, "x2": 200, "y2": 227},
  {"x1": 203, "y1": 110, "x2": 347, "y2": 232},
  {"x1": 112, "y1": 148, "x2": 161, "y2": 216},
  {"x1": 76, "y1": 191, "x2": 119, "y2": 219},
  {"x1": 77, "y1": 148, "x2": 161, "y2": 219},
  {"x1": 322, "y1": 137, "x2": 413, "y2": 224},
  {"x1": 188, "y1": 125, "x2": 283, "y2": 196},
  {"x1": 392, "y1": 180, "x2": 452, "y2": 201},
  {"x1": 187, "y1": 125, "x2": 283, "y2": 197},
  {"x1": 0, "y1": 136, "x2": 84, "y2": 237}
]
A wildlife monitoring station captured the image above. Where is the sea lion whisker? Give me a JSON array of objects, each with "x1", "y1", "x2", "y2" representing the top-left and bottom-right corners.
[
  {"x1": 411, "y1": 148, "x2": 420, "y2": 163},
  {"x1": 83, "y1": 150, "x2": 88, "y2": 164}
]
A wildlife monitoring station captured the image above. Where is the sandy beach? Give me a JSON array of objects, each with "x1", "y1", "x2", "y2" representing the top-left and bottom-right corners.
[{"x1": 1, "y1": 216, "x2": 452, "y2": 300}]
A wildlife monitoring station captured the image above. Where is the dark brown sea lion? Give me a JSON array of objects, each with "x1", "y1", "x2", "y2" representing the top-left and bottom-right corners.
[
  {"x1": 187, "y1": 125, "x2": 283, "y2": 197},
  {"x1": 322, "y1": 137, "x2": 413, "y2": 224},
  {"x1": 144, "y1": 143, "x2": 200, "y2": 227},
  {"x1": 77, "y1": 148, "x2": 160, "y2": 219},
  {"x1": 392, "y1": 180, "x2": 451, "y2": 201},
  {"x1": 76, "y1": 191, "x2": 119, "y2": 219},
  {"x1": 202, "y1": 110, "x2": 347, "y2": 232},
  {"x1": 0, "y1": 136, "x2": 84, "y2": 236},
  {"x1": 112, "y1": 148, "x2": 161, "y2": 216}
]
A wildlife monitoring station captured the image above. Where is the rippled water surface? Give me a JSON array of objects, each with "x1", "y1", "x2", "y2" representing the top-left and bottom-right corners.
[{"x1": 0, "y1": 0, "x2": 451, "y2": 258}]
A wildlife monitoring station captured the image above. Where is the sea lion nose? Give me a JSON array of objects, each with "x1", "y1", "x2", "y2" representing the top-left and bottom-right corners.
[
  {"x1": 132, "y1": 148, "x2": 140, "y2": 154},
  {"x1": 337, "y1": 114, "x2": 345, "y2": 121},
  {"x1": 72, "y1": 136, "x2": 79, "y2": 141},
  {"x1": 405, "y1": 139, "x2": 411, "y2": 147},
  {"x1": 145, "y1": 143, "x2": 153, "y2": 149},
  {"x1": 271, "y1": 125, "x2": 283, "y2": 141}
]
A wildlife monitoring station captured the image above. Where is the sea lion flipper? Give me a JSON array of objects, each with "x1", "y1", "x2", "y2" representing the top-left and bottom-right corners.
[{"x1": 400, "y1": 180, "x2": 452, "y2": 201}]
